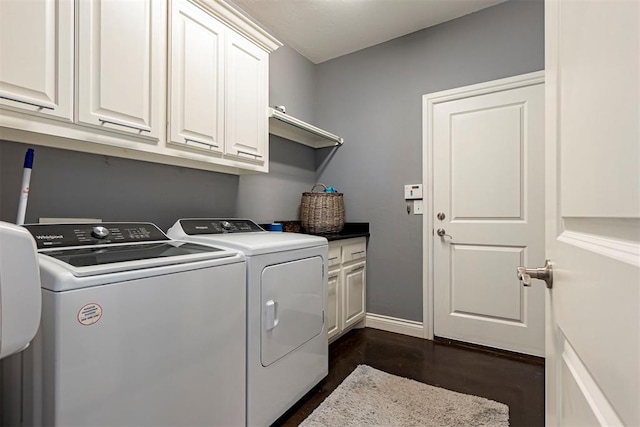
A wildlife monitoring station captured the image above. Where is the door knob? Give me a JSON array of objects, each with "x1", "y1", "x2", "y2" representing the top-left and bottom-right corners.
[
  {"x1": 516, "y1": 260, "x2": 553, "y2": 288},
  {"x1": 436, "y1": 228, "x2": 452, "y2": 238}
]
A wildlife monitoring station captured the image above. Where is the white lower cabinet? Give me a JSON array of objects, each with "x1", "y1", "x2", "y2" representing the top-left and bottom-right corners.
[
  {"x1": 343, "y1": 260, "x2": 366, "y2": 329},
  {"x1": 327, "y1": 237, "x2": 367, "y2": 343},
  {"x1": 327, "y1": 267, "x2": 341, "y2": 341}
]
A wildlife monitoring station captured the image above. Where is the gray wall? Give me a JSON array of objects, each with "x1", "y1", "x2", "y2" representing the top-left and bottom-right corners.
[
  {"x1": 237, "y1": 45, "x2": 318, "y2": 223},
  {"x1": 269, "y1": 45, "x2": 316, "y2": 123},
  {"x1": 0, "y1": 140, "x2": 238, "y2": 229},
  {"x1": 236, "y1": 135, "x2": 316, "y2": 223},
  {"x1": 314, "y1": 0, "x2": 544, "y2": 321}
]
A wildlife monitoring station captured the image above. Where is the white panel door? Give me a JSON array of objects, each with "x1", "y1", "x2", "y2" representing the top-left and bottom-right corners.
[
  {"x1": 432, "y1": 76, "x2": 545, "y2": 356},
  {"x1": 225, "y1": 30, "x2": 268, "y2": 163},
  {"x1": 327, "y1": 268, "x2": 341, "y2": 341},
  {"x1": 77, "y1": 0, "x2": 165, "y2": 139},
  {"x1": 169, "y1": 0, "x2": 224, "y2": 154},
  {"x1": 545, "y1": 0, "x2": 639, "y2": 425},
  {"x1": 0, "y1": 0, "x2": 73, "y2": 120},
  {"x1": 343, "y1": 261, "x2": 366, "y2": 329}
]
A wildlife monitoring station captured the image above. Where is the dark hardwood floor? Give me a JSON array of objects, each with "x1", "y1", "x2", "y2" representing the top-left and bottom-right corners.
[{"x1": 274, "y1": 328, "x2": 544, "y2": 427}]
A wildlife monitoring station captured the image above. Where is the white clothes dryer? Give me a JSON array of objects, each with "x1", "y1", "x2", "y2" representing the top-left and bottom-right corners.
[
  {"x1": 9, "y1": 222, "x2": 247, "y2": 427},
  {"x1": 168, "y1": 219, "x2": 328, "y2": 427}
]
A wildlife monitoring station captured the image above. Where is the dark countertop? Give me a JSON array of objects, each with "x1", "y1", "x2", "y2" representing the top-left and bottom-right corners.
[
  {"x1": 315, "y1": 222, "x2": 369, "y2": 241},
  {"x1": 260, "y1": 221, "x2": 369, "y2": 241}
]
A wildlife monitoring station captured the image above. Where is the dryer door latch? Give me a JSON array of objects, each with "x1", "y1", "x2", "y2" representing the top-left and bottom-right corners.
[{"x1": 265, "y1": 300, "x2": 279, "y2": 331}]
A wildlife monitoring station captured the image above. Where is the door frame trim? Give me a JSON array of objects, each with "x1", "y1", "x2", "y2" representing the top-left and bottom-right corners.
[{"x1": 421, "y1": 71, "x2": 545, "y2": 340}]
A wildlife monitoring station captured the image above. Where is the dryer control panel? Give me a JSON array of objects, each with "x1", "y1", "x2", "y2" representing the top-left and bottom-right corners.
[
  {"x1": 24, "y1": 222, "x2": 169, "y2": 249},
  {"x1": 179, "y1": 219, "x2": 264, "y2": 235}
]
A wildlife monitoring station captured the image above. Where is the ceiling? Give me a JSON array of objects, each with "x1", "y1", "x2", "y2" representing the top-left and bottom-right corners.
[{"x1": 231, "y1": 0, "x2": 509, "y2": 64}]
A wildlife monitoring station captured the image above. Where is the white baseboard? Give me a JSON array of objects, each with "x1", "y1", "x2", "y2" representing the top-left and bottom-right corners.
[{"x1": 365, "y1": 313, "x2": 425, "y2": 338}]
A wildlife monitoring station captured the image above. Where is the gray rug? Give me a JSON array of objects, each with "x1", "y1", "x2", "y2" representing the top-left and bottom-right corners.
[{"x1": 300, "y1": 365, "x2": 509, "y2": 427}]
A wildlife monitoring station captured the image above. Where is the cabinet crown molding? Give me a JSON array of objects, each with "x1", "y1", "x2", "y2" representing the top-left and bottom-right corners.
[{"x1": 191, "y1": 0, "x2": 282, "y2": 52}]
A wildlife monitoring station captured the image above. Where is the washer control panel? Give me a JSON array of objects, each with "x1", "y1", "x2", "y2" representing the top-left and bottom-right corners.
[
  {"x1": 179, "y1": 219, "x2": 264, "y2": 235},
  {"x1": 24, "y1": 223, "x2": 169, "y2": 249}
]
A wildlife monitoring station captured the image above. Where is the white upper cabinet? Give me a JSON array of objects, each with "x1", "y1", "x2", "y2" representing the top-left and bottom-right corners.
[
  {"x1": 0, "y1": 0, "x2": 73, "y2": 120},
  {"x1": 77, "y1": 0, "x2": 166, "y2": 139},
  {"x1": 225, "y1": 30, "x2": 268, "y2": 164},
  {"x1": 169, "y1": 0, "x2": 225, "y2": 154},
  {"x1": 0, "y1": 0, "x2": 281, "y2": 174}
]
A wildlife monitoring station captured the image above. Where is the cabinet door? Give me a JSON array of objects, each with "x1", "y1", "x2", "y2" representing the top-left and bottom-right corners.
[
  {"x1": 327, "y1": 268, "x2": 341, "y2": 341},
  {"x1": 77, "y1": 0, "x2": 165, "y2": 139},
  {"x1": 0, "y1": 0, "x2": 73, "y2": 120},
  {"x1": 169, "y1": 0, "x2": 224, "y2": 154},
  {"x1": 343, "y1": 261, "x2": 366, "y2": 329},
  {"x1": 225, "y1": 30, "x2": 268, "y2": 163}
]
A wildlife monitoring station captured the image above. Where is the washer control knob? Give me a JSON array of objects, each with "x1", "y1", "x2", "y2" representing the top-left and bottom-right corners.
[
  {"x1": 221, "y1": 221, "x2": 233, "y2": 230},
  {"x1": 91, "y1": 226, "x2": 110, "y2": 239}
]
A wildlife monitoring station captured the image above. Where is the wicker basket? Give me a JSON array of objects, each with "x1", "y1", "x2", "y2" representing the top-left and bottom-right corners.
[{"x1": 301, "y1": 183, "x2": 345, "y2": 234}]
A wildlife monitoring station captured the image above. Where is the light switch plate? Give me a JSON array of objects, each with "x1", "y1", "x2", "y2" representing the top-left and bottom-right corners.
[
  {"x1": 414, "y1": 200, "x2": 424, "y2": 215},
  {"x1": 404, "y1": 184, "x2": 423, "y2": 200}
]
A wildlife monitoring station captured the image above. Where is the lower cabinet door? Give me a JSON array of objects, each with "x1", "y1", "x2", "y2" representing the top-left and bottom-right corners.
[
  {"x1": 343, "y1": 261, "x2": 366, "y2": 329},
  {"x1": 327, "y1": 268, "x2": 341, "y2": 341}
]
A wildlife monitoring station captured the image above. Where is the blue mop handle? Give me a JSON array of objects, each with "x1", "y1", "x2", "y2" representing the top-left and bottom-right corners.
[{"x1": 16, "y1": 148, "x2": 34, "y2": 225}]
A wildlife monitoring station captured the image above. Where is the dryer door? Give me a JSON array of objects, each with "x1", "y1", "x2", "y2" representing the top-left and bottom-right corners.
[{"x1": 261, "y1": 256, "x2": 324, "y2": 367}]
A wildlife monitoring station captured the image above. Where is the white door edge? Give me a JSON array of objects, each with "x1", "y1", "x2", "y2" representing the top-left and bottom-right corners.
[{"x1": 421, "y1": 71, "x2": 546, "y2": 340}]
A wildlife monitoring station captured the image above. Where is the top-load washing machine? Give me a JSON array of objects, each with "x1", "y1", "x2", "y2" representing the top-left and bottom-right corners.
[
  {"x1": 4, "y1": 222, "x2": 247, "y2": 427},
  {"x1": 167, "y1": 219, "x2": 328, "y2": 427}
]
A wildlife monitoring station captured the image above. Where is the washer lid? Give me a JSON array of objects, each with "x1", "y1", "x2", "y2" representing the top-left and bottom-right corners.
[
  {"x1": 25, "y1": 222, "x2": 241, "y2": 279},
  {"x1": 168, "y1": 219, "x2": 327, "y2": 255},
  {"x1": 41, "y1": 241, "x2": 225, "y2": 267},
  {"x1": 38, "y1": 241, "x2": 240, "y2": 279}
]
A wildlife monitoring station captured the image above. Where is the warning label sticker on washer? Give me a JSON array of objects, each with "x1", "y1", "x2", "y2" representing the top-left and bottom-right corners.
[{"x1": 77, "y1": 303, "x2": 102, "y2": 326}]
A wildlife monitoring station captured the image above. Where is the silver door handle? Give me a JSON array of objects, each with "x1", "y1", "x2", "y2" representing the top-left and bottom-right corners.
[
  {"x1": 517, "y1": 260, "x2": 553, "y2": 288},
  {"x1": 436, "y1": 228, "x2": 452, "y2": 238},
  {"x1": 237, "y1": 150, "x2": 263, "y2": 159},
  {"x1": 184, "y1": 137, "x2": 219, "y2": 149},
  {"x1": 0, "y1": 95, "x2": 55, "y2": 110},
  {"x1": 99, "y1": 118, "x2": 150, "y2": 133}
]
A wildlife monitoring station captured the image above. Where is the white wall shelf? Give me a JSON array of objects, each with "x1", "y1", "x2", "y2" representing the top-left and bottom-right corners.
[{"x1": 268, "y1": 107, "x2": 344, "y2": 148}]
